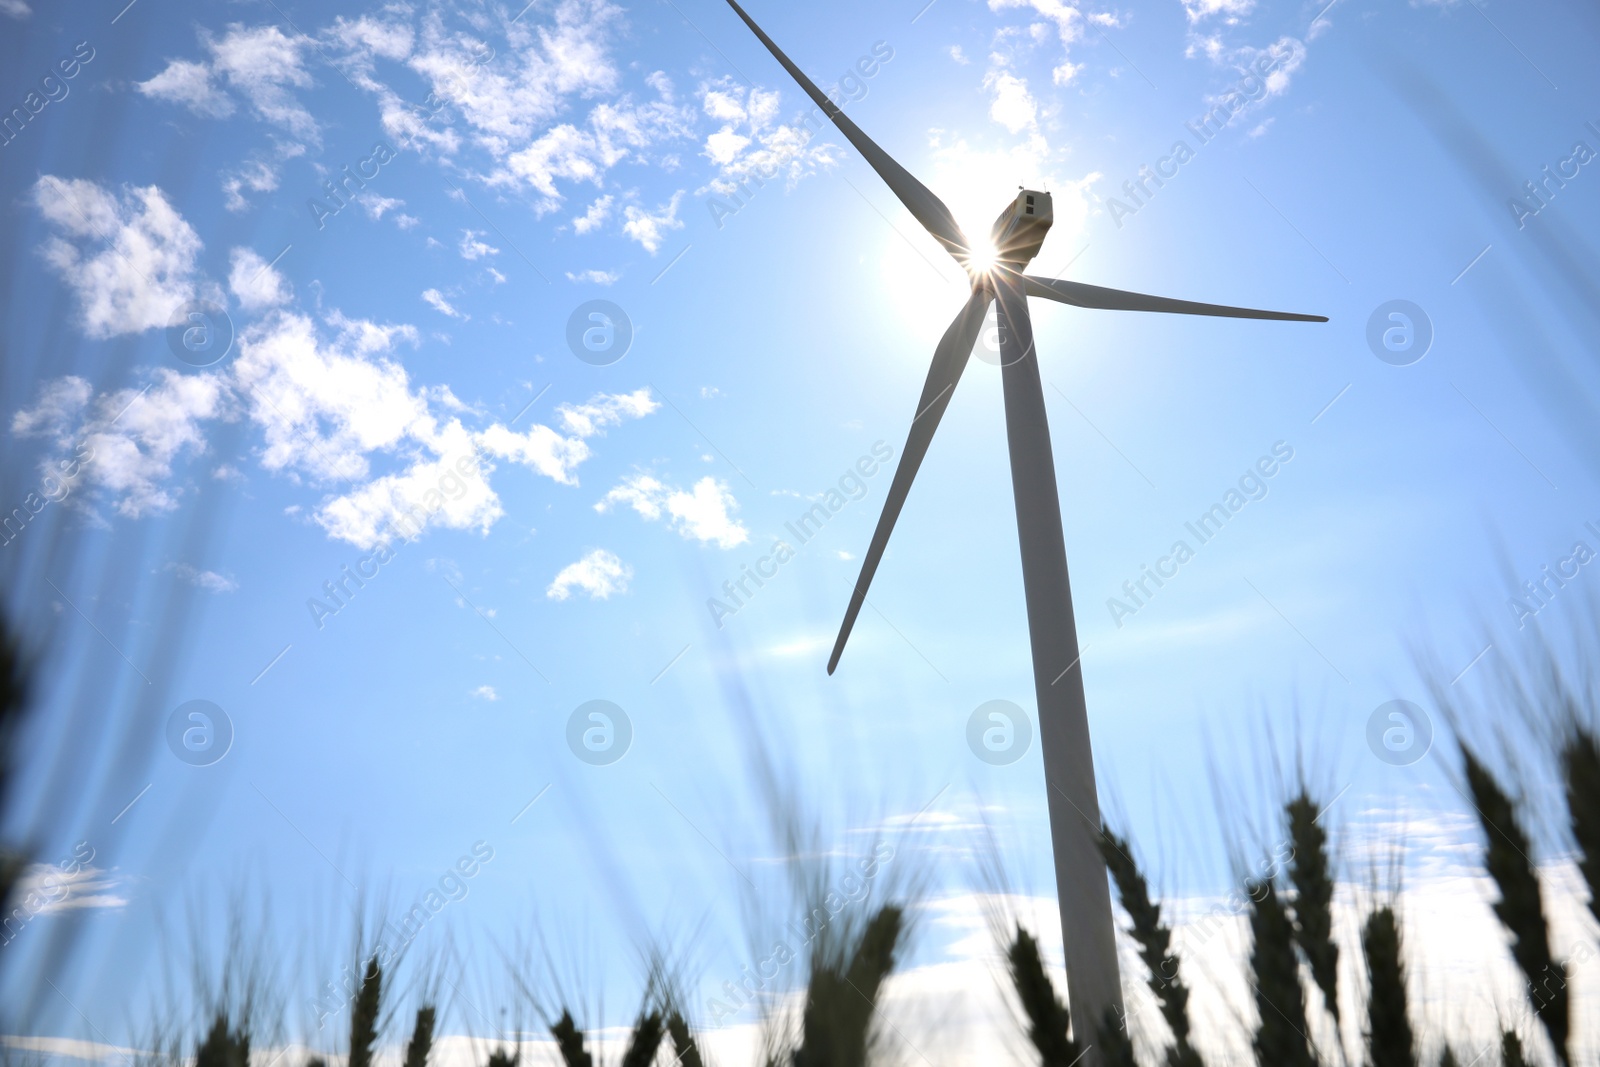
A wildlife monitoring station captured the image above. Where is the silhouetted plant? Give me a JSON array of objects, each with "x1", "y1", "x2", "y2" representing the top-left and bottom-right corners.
[
  {"x1": 551, "y1": 1010, "x2": 591, "y2": 1067},
  {"x1": 666, "y1": 1010, "x2": 704, "y2": 1067},
  {"x1": 195, "y1": 1013, "x2": 249, "y2": 1067},
  {"x1": 1363, "y1": 906, "x2": 1416, "y2": 1067},
  {"x1": 620, "y1": 1010, "x2": 665, "y2": 1067},
  {"x1": 1246, "y1": 879, "x2": 1313, "y2": 1067},
  {"x1": 402, "y1": 1006, "x2": 436, "y2": 1067},
  {"x1": 792, "y1": 904, "x2": 903, "y2": 1067},
  {"x1": 1005, "y1": 923, "x2": 1079, "y2": 1067},
  {"x1": 1562, "y1": 726, "x2": 1600, "y2": 929},
  {"x1": 348, "y1": 957, "x2": 382, "y2": 1067},
  {"x1": 1285, "y1": 791, "x2": 1339, "y2": 1025},
  {"x1": 1099, "y1": 826, "x2": 1203, "y2": 1067},
  {"x1": 1463, "y1": 748, "x2": 1569, "y2": 1065}
]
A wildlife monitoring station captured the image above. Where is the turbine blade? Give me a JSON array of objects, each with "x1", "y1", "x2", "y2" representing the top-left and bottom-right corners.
[
  {"x1": 828, "y1": 287, "x2": 993, "y2": 675},
  {"x1": 722, "y1": 0, "x2": 970, "y2": 262},
  {"x1": 1024, "y1": 275, "x2": 1329, "y2": 322}
]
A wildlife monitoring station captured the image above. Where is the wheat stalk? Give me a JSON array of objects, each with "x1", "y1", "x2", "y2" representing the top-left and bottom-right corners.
[
  {"x1": 666, "y1": 1011, "x2": 704, "y2": 1067},
  {"x1": 1463, "y1": 748, "x2": 1569, "y2": 1065},
  {"x1": 1098, "y1": 827, "x2": 1203, "y2": 1067},
  {"x1": 620, "y1": 1011, "x2": 665, "y2": 1067},
  {"x1": 195, "y1": 1014, "x2": 249, "y2": 1067},
  {"x1": 347, "y1": 957, "x2": 381, "y2": 1067},
  {"x1": 550, "y1": 1010, "x2": 591, "y2": 1067},
  {"x1": 1561, "y1": 727, "x2": 1600, "y2": 929},
  {"x1": 1004, "y1": 923, "x2": 1079, "y2": 1067},
  {"x1": 1362, "y1": 906, "x2": 1415, "y2": 1067},
  {"x1": 402, "y1": 1006, "x2": 435, "y2": 1067},
  {"x1": 792, "y1": 904, "x2": 904, "y2": 1067},
  {"x1": 1247, "y1": 879, "x2": 1313, "y2": 1067},
  {"x1": 1285, "y1": 792, "x2": 1339, "y2": 1025}
]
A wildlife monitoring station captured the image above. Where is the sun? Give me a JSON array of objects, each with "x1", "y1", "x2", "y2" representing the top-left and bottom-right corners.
[{"x1": 964, "y1": 236, "x2": 1000, "y2": 277}]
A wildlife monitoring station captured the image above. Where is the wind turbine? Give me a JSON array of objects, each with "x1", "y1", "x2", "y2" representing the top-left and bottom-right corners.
[{"x1": 721, "y1": 0, "x2": 1328, "y2": 1051}]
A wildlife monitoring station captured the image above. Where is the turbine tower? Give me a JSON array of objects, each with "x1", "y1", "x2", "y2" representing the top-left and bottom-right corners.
[{"x1": 721, "y1": 1, "x2": 1327, "y2": 1053}]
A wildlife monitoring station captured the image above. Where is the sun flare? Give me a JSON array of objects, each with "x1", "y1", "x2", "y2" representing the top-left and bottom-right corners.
[{"x1": 965, "y1": 237, "x2": 1000, "y2": 277}]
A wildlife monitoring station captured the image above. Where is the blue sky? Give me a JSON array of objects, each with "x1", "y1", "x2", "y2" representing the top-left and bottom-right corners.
[{"x1": 3, "y1": 0, "x2": 1600, "y2": 1057}]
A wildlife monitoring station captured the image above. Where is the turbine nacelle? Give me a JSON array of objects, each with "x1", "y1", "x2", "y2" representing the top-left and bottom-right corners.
[{"x1": 989, "y1": 189, "x2": 1053, "y2": 269}]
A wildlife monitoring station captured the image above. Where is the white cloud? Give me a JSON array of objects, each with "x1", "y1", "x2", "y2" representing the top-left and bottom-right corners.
[
  {"x1": 169, "y1": 562, "x2": 239, "y2": 593},
  {"x1": 421, "y1": 288, "x2": 467, "y2": 319},
  {"x1": 476, "y1": 423, "x2": 591, "y2": 486},
  {"x1": 360, "y1": 194, "x2": 406, "y2": 221},
  {"x1": 983, "y1": 1, "x2": 1098, "y2": 87},
  {"x1": 137, "y1": 59, "x2": 234, "y2": 118},
  {"x1": 232, "y1": 312, "x2": 429, "y2": 483},
  {"x1": 222, "y1": 141, "x2": 307, "y2": 212},
  {"x1": 31, "y1": 176, "x2": 203, "y2": 339},
  {"x1": 573, "y1": 195, "x2": 614, "y2": 234},
  {"x1": 622, "y1": 192, "x2": 684, "y2": 254},
  {"x1": 546, "y1": 548, "x2": 632, "y2": 601},
  {"x1": 565, "y1": 269, "x2": 618, "y2": 285},
  {"x1": 478, "y1": 389, "x2": 656, "y2": 486},
  {"x1": 228, "y1": 247, "x2": 292, "y2": 311},
  {"x1": 0, "y1": 0, "x2": 31, "y2": 17},
  {"x1": 1180, "y1": 0, "x2": 1255, "y2": 21},
  {"x1": 555, "y1": 389, "x2": 658, "y2": 437},
  {"x1": 314, "y1": 422, "x2": 503, "y2": 548},
  {"x1": 140, "y1": 25, "x2": 318, "y2": 140},
  {"x1": 10, "y1": 369, "x2": 227, "y2": 518},
  {"x1": 458, "y1": 229, "x2": 499, "y2": 260},
  {"x1": 597, "y1": 473, "x2": 748, "y2": 549},
  {"x1": 983, "y1": 71, "x2": 1038, "y2": 132},
  {"x1": 696, "y1": 81, "x2": 841, "y2": 201},
  {"x1": 470, "y1": 684, "x2": 499, "y2": 701},
  {"x1": 324, "y1": 309, "x2": 420, "y2": 356},
  {"x1": 949, "y1": 45, "x2": 970, "y2": 65},
  {"x1": 12, "y1": 377, "x2": 92, "y2": 445},
  {"x1": 9, "y1": 862, "x2": 125, "y2": 913},
  {"x1": 18, "y1": 181, "x2": 658, "y2": 546}
]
